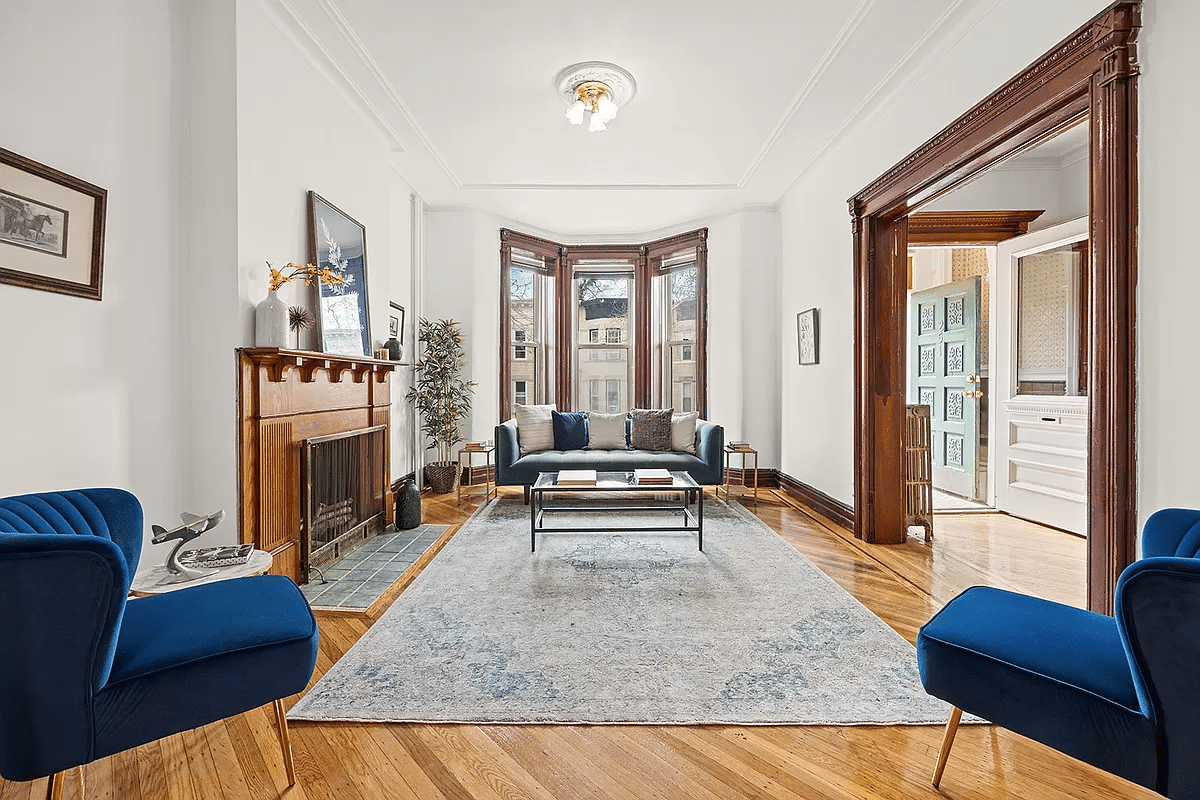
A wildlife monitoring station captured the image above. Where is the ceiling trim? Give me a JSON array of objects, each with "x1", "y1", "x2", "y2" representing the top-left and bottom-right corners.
[
  {"x1": 772, "y1": 0, "x2": 1000, "y2": 205},
  {"x1": 459, "y1": 183, "x2": 739, "y2": 191},
  {"x1": 736, "y1": 0, "x2": 877, "y2": 188},
  {"x1": 317, "y1": 0, "x2": 462, "y2": 188},
  {"x1": 260, "y1": 0, "x2": 407, "y2": 152}
]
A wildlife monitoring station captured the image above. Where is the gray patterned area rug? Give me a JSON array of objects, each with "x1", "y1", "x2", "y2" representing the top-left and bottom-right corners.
[{"x1": 289, "y1": 497, "x2": 956, "y2": 725}]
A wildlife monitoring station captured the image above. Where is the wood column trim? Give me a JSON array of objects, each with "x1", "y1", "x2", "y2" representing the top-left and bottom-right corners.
[
  {"x1": 1087, "y1": 3, "x2": 1140, "y2": 613},
  {"x1": 695, "y1": 229, "x2": 709, "y2": 420},
  {"x1": 499, "y1": 240, "x2": 513, "y2": 422}
]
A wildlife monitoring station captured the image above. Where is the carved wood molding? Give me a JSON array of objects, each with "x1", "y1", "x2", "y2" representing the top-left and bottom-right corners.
[
  {"x1": 241, "y1": 347, "x2": 396, "y2": 384},
  {"x1": 907, "y1": 210, "x2": 1045, "y2": 245},
  {"x1": 848, "y1": 1, "x2": 1141, "y2": 615}
]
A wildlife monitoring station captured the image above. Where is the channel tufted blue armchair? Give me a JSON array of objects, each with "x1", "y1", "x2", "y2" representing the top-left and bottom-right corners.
[
  {"x1": 917, "y1": 508, "x2": 1200, "y2": 799},
  {"x1": 0, "y1": 488, "x2": 319, "y2": 799}
]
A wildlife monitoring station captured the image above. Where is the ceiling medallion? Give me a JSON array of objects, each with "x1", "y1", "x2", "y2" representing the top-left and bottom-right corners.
[{"x1": 555, "y1": 61, "x2": 637, "y2": 133}]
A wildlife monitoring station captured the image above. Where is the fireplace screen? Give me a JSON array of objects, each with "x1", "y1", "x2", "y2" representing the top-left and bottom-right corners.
[{"x1": 302, "y1": 424, "x2": 387, "y2": 583}]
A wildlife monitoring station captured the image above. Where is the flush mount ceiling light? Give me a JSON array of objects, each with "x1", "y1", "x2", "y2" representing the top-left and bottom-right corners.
[{"x1": 555, "y1": 61, "x2": 637, "y2": 133}]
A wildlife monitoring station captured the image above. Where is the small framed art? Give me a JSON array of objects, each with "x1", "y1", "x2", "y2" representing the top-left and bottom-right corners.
[
  {"x1": 798, "y1": 307, "x2": 819, "y2": 365},
  {"x1": 0, "y1": 147, "x2": 107, "y2": 300},
  {"x1": 388, "y1": 301, "x2": 405, "y2": 344}
]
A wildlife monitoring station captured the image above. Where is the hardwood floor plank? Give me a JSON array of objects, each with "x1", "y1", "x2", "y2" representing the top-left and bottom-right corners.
[{"x1": 425, "y1": 725, "x2": 558, "y2": 800}]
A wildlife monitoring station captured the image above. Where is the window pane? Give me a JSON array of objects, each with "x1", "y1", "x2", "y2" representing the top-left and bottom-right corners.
[
  {"x1": 669, "y1": 268, "x2": 698, "y2": 344},
  {"x1": 510, "y1": 268, "x2": 535, "y2": 339},
  {"x1": 575, "y1": 275, "x2": 632, "y2": 413}
]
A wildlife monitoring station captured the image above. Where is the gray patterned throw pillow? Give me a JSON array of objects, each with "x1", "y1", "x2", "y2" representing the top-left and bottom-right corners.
[{"x1": 629, "y1": 408, "x2": 673, "y2": 451}]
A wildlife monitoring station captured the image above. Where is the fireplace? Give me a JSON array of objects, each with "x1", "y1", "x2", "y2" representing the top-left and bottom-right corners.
[
  {"x1": 237, "y1": 347, "x2": 397, "y2": 583},
  {"x1": 302, "y1": 424, "x2": 387, "y2": 583}
]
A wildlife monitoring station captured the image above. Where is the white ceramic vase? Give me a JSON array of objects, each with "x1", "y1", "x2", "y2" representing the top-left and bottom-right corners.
[{"x1": 255, "y1": 289, "x2": 288, "y2": 347}]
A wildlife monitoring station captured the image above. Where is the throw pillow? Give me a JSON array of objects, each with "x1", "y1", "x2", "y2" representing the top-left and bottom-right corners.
[
  {"x1": 629, "y1": 408, "x2": 674, "y2": 451},
  {"x1": 551, "y1": 411, "x2": 588, "y2": 451},
  {"x1": 514, "y1": 404, "x2": 556, "y2": 455},
  {"x1": 586, "y1": 412, "x2": 627, "y2": 450},
  {"x1": 671, "y1": 411, "x2": 699, "y2": 454}
]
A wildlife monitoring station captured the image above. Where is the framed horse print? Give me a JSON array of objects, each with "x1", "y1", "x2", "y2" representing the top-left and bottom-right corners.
[{"x1": 0, "y1": 147, "x2": 107, "y2": 300}]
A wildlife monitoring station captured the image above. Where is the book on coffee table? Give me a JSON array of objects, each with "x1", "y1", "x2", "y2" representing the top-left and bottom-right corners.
[
  {"x1": 634, "y1": 468, "x2": 673, "y2": 485},
  {"x1": 557, "y1": 469, "x2": 597, "y2": 485}
]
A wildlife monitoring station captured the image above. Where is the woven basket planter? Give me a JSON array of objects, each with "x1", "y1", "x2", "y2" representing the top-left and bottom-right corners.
[{"x1": 424, "y1": 462, "x2": 460, "y2": 494}]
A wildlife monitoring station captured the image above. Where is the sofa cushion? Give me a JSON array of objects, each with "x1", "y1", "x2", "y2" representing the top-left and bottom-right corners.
[
  {"x1": 552, "y1": 411, "x2": 588, "y2": 451},
  {"x1": 630, "y1": 408, "x2": 673, "y2": 451},
  {"x1": 671, "y1": 412, "x2": 698, "y2": 454},
  {"x1": 514, "y1": 404, "x2": 556, "y2": 454},
  {"x1": 587, "y1": 412, "x2": 627, "y2": 449}
]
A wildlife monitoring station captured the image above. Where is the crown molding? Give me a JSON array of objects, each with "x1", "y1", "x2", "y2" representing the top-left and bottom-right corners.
[
  {"x1": 459, "y1": 182, "x2": 739, "y2": 191},
  {"x1": 316, "y1": 0, "x2": 461, "y2": 188},
  {"x1": 736, "y1": 0, "x2": 877, "y2": 188},
  {"x1": 908, "y1": 209, "x2": 1044, "y2": 245},
  {"x1": 257, "y1": 0, "x2": 406, "y2": 151},
  {"x1": 773, "y1": 0, "x2": 1000, "y2": 205}
]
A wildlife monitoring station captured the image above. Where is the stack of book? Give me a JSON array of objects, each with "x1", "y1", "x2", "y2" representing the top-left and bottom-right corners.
[
  {"x1": 633, "y1": 468, "x2": 673, "y2": 485},
  {"x1": 463, "y1": 441, "x2": 491, "y2": 451},
  {"x1": 557, "y1": 469, "x2": 597, "y2": 485},
  {"x1": 727, "y1": 442, "x2": 754, "y2": 452},
  {"x1": 178, "y1": 544, "x2": 255, "y2": 568}
]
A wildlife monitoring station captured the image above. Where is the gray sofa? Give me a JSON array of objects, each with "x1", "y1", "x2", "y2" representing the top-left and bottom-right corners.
[{"x1": 495, "y1": 418, "x2": 724, "y2": 495}]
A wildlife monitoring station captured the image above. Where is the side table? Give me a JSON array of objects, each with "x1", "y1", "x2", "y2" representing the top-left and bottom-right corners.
[
  {"x1": 458, "y1": 445, "x2": 496, "y2": 503},
  {"x1": 719, "y1": 444, "x2": 759, "y2": 505},
  {"x1": 130, "y1": 549, "x2": 273, "y2": 596}
]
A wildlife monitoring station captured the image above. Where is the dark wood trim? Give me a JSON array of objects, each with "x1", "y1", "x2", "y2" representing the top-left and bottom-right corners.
[
  {"x1": 499, "y1": 241, "x2": 513, "y2": 422},
  {"x1": 849, "y1": 1, "x2": 1140, "y2": 613},
  {"x1": 777, "y1": 471, "x2": 855, "y2": 531},
  {"x1": 555, "y1": 251, "x2": 575, "y2": 409},
  {"x1": 500, "y1": 228, "x2": 560, "y2": 264},
  {"x1": 907, "y1": 210, "x2": 1045, "y2": 245},
  {"x1": 694, "y1": 230, "x2": 709, "y2": 420},
  {"x1": 1087, "y1": 2, "x2": 1140, "y2": 613},
  {"x1": 635, "y1": 247, "x2": 653, "y2": 409}
]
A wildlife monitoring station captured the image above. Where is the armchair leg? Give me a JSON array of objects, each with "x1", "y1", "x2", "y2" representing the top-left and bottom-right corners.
[
  {"x1": 273, "y1": 698, "x2": 297, "y2": 786},
  {"x1": 932, "y1": 706, "x2": 963, "y2": 788},
  {"x1": 523, "y1": 486, "x2": 530, "y2": 505},
  {"x1": 44, "y1": 771, "x2": 64, "y2": 800}
]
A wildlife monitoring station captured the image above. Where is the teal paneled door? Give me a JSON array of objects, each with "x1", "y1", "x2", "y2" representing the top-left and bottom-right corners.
[{"x1": 910, "y1": 277, "x2": 981, "y2": 499}]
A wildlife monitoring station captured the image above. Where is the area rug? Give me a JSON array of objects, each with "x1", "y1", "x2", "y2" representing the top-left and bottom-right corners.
[{"x1": 289, "y1": 497, "x2": 956, "y2": 725}]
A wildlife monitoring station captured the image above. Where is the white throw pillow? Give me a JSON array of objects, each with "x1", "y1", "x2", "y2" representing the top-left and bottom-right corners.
[
  {"x1": 587, "y1": 412, "x2": 627, "y2": 450},
  {"x1": 671, "y1": 412, "x2": 699, "y2": 454},
  {"x1": 514, "y1": 404, "x2": 556, "y2": 455}
]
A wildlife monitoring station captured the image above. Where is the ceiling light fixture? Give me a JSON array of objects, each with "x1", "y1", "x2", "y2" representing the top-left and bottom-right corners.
[{"x1": 555, "y1": 61, "x2": 636, "y2": 133}]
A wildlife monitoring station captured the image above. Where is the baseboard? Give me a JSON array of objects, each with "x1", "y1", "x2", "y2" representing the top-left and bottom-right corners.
[{"x1": 776, "y1": 471, "x2": 855, "y2": 530}]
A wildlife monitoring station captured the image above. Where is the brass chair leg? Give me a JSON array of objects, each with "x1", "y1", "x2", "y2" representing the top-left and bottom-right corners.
[
  {"x1": 45, "y1": 771, "x2": 64, "y2": 800},
  {"x1": 273, "y1": 698, "x2": 297, "y2": 786},
  {"x1": 932, "y1": 706, "x2": 963, "y2": 788}
]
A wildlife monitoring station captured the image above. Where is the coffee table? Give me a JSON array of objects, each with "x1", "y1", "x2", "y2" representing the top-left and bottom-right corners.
[{"x1": 529, "y1": 471, "x2": 704, "y2": 552}]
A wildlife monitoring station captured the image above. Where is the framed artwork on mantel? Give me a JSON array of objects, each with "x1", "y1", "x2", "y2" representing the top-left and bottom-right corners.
[
  {"x1": 798, "y1": 307, "x2": 819, "y2": 365},
  {"x1": 0, "y1": 147, "x2": 107, "y2": 300},
  {"x1": 308, "y1": 191, "x2": 371, "y2": 357}
]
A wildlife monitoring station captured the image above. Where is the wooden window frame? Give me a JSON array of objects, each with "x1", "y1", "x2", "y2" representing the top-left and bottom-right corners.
[{"x1": 500, "y1": 227, "x2": 708, "y2": 420}]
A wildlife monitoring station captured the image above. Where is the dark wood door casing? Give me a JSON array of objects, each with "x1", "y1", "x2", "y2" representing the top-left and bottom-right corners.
[{"x1": 849, "y1": 1, "x2": 1139, "y2": 614}]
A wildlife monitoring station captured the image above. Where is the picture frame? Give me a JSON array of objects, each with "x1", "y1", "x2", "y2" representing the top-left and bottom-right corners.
[
  {"x1": 0, "y1": 147, "x2": 106, "y2": 300},
  {"x1": 798, "y1": 307, "x2": 819, "y2": 365},
  {"x1": 308, "y1": 191, "x2": 371, "y2": 357},
  {"x1": 388, "y1": 301, "x2": 405, "y2": 344}
]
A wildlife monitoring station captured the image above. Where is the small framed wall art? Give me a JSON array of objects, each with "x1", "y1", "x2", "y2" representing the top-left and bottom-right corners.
[
  {"x1": 388, "y1": 301, "x2": 405, "y2": 344},
  {"x1": 797, "y1": 307, "x2": 819, "y2": 365},
  {"x1": 0, "y1": 147, "x2": 107, "y2": 300}
]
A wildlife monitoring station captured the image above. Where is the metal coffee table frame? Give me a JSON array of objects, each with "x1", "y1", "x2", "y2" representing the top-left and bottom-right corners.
[{"x1": 530, "y1": 471, "x2": 704, "y2": 552}]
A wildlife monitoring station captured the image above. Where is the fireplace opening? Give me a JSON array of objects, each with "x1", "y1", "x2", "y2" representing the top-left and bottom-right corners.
[{"x1": 302, "y1": 424, "x2": 387, "y2": 584}]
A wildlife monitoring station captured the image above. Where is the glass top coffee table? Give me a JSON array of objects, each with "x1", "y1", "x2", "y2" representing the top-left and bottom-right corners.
[{"x1": 529, "y1": 471, "x2": 704, "y2": 552}]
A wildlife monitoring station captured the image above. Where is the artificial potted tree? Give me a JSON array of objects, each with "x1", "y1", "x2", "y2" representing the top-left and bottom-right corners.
[{"x1": 407, "y1": 318, "x2": 477, "y2": 493}]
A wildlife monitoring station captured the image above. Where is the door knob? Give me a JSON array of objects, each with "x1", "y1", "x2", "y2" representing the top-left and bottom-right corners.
[{"x1": 966, "y1": 375, "x2": 977, "y2": 383}]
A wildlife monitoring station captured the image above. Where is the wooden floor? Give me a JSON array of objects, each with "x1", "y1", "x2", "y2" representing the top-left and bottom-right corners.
[{"x1": 1, "y1": 489, "x2": 1156, "y2": 800}]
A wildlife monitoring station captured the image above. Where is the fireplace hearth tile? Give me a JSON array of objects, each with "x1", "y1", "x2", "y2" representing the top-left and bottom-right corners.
[{"x1": 300, "y1": 524, "x2": 450, "y2": 611}]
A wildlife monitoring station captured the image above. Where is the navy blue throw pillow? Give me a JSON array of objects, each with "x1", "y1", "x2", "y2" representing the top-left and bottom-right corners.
[{"x1": 552, "y1": 411, "x2": 588, "y2": 451}]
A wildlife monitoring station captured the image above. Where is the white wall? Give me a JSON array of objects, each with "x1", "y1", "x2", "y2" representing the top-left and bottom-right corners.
[
  {"x1": 777, "y1": 0, "x2": 1110, "y2": 506},
  {"x1": 1139, "y1": 0, "x2": 1200, "y2": 518},
  {"x1": 922, "y1": 160, "x2": 1089, "y2": 231},
  {"x1": 0, "y1": 1, "x2": 183, "y2": 535}
]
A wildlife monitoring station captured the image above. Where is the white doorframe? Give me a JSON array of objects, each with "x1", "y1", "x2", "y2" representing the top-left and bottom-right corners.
[{"x1": 993, "y1": 217, "x2": 1090, "y2": 533}]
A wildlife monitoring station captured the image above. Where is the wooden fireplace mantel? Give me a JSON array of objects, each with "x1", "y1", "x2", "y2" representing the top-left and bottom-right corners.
[{"x1": 237, "y1": 347, "x2": 397, "y2": 581}]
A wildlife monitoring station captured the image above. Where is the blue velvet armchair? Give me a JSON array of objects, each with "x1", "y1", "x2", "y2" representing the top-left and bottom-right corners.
[
  {"x1": 917, "y1": 508, "x2": 1200, "y2": 798},
  {"x1": 0, "y1": 489, "x2": 319, "y2": 799}
]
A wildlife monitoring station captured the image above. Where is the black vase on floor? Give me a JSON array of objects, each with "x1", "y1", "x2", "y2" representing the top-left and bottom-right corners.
[{"x1": 396, "y1": 477, "x2": 421, "y2": 530}]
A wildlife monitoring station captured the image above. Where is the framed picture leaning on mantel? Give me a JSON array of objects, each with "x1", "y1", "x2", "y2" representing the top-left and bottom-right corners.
[
  {"x1": 0, "y1": 147, "x2": 106, "y2": 300},
  {"x1": 308, "y1": 191, "x2": 371, "y2": 357}
]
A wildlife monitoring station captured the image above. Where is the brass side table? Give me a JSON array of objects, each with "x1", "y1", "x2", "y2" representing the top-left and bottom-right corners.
[
  {"x1": 719, "y1": 444, "x2": 759, "y2": 505},
  {"x1": 457, "y1": 445, "x2": 496, "y2": 503}
]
